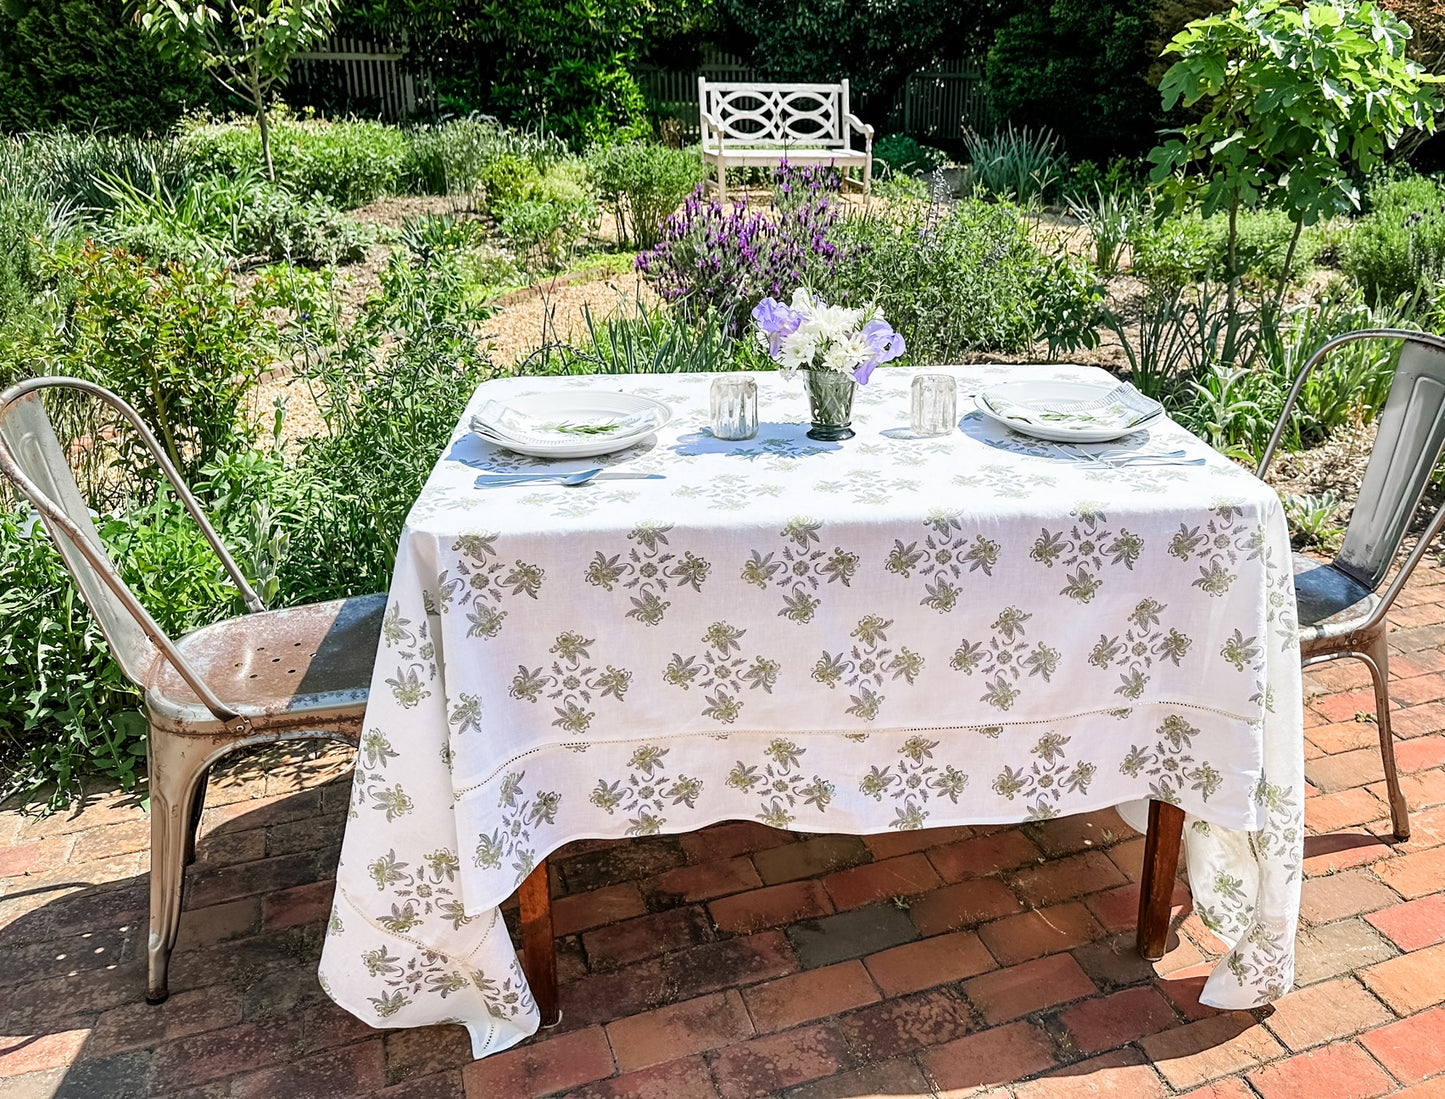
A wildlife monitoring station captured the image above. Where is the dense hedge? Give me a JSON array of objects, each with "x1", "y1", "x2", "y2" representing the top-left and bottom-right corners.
[
  {"x1": 986, "y1": 0, "x2": 1163, "y2": 161},
  {"x1": 0, "y1": 0, "x2": 217, "y2": 134}
]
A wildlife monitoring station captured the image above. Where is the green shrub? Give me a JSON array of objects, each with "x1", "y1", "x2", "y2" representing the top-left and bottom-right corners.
[
  {"x1": 1341, "y1": 174, "x2": 1445, "y2": 304},
  {"x1": 402, "y1": 117, "x2": 497, "y2": 195},
  {"x1": 1131, "y1": 207, "x2": 1321, "y2": 292},
  {"x1": 0, "y1": 0, "x2": 216, "y2": 135},
  {"x1": 586, "y1": 141, "x2": 703, "y2": 248},
  {"x1": 11, "y1": 244, "x2": 267, "y2": 485},
  {"x1": 1, "y1": 509, "x2": 143, "y2": 805},
  {"x1": 275, "y1": 251, "x2": 498, "y2": 602},
  {"x1": 873, "y1": 135, "x2": 948, "y2": 178},
  {"x1": 478, "y1": 153, "x2": 544, "y2": 211},
  {"x1": 180, "y1": 114, "x2": 406, "y2": 208},
  {"x1": 985, "y1": 0, "x2": 1161, "y2": 162},
  {"x1": 836, "y1": 198, "x2": 1100, "y2": 360},
  {"x1": 97, "y1": 170, "x2": 373, "y2": 268}
]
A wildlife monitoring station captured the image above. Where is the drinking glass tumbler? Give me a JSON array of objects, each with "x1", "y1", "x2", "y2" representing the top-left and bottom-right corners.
[
  {"x1": 911, "y1": 375, "x2": 958, "y2": 436},
  {"x1": 710, "y1": 376, "x2": 759, "y2": 440}
]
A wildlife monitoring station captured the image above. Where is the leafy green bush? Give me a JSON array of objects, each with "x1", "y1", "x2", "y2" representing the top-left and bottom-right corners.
[
  {"x1": 0, "y1": 0, "x2": 216, "y2": 135},
  {"x1": 10, "y1": 245, "x2": 268, "y2": 485},
  {"x1": 274, "y1": 252, "x2": 498, "y2": 601},
  {"x1": 1131, "y1": 207, "x2": 1321, "y2": 292},
  {"x1": 965, "y1": 125, "x2": 1066, "y2": 204},
  {"x1": 1, "y1": 509, "x2": 144, "y2": 805},
  {"x1": 873, "y1": 135, "x2": 948, "y2": 178},
  {"x1": 1341, "y1": 174, "x2": 1445, "y2": 304},
  {"x1": 985, "y1": 0, "x2": 1161, "y2": 162},
  {"x1": 180, "y1": 114, "x2": 406, "y2": 208},
  {"x1": 836, "y1": 198, "x2": 1100, "y2": 360},
  {"x1": 403, "y1": 116, "x2": 501, "y2": 195},
  {"x1": 478, "y1": 153, "x2": 544, "y2": 210},
  {"x1": 586, "y1": 142, "x2": 704, "y2": 248},
  {"x1": 96, "y1": 170, "x2": 374, "y2": 269}
]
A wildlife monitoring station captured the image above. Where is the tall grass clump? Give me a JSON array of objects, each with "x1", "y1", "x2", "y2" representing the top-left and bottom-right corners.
[{"x1": 964, "y1": 125, "x2": 1066, "y2": 204}]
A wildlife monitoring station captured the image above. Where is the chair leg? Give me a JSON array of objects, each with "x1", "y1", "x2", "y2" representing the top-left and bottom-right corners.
[
  {"x1": 183, "y1": 768, "x2": 209, "y2": 865},
  {"x1": 1137, "y1": 799, "x2": 1186, "y2": 961},
  {"x1": 147, "y1": 730, "x2": 209, "y2": 1004},
  {"x1": 519, "y1": 857, "x2": 559, "y2": 1027},
  {"x1": 1362, "y1": 631, "x2": 1410, "y2": 840}
]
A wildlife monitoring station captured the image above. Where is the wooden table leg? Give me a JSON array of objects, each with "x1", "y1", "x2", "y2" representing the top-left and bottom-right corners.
[
  {"x1": 1137, "y1": 799, "x2": 1186, "y2": 962},
  {"x1": 519, "y1": 857, "x2": 559, "y2": 1026}
]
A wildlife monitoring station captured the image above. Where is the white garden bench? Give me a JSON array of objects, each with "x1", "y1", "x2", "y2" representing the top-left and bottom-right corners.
[{"x1": 698, "y1": 78, "x2": 874, "y2": 200}]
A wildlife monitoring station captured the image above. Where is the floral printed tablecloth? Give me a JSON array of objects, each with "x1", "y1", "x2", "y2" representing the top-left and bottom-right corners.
[{"x1": 318, "y1": 364, "x2": 1304, "y2": 1058}]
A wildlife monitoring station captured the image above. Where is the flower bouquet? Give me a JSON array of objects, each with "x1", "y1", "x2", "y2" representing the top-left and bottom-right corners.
[{"x1": 751, "y1": 289, "x2": 905, "y2": 440}]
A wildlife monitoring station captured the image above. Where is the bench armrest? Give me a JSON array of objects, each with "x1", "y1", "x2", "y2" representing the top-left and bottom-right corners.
[{"x1": 845, "y1": 113, "x2": 874, "y2": 139}]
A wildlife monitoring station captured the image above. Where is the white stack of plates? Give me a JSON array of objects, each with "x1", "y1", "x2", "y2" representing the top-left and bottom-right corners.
[
  {"x1": 471, "y1": 392, "x2": 673, "y2": 458},
  {"x1": 975, "y1": 380, "x2": 1164, "y2": 442}
]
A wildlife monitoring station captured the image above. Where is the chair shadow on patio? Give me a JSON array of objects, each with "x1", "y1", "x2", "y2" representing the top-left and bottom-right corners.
[{"x1": 13, "y1": 732, "x2": 1422, "y2": 1099}]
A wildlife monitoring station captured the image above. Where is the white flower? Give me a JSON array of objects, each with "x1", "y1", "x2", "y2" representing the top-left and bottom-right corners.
[
  {"x1": 777, "y1": 329, "x2": 819, "y2": 371},
  {"x1": 822, "y1": 330, "x2": 872, "y2": 373}
]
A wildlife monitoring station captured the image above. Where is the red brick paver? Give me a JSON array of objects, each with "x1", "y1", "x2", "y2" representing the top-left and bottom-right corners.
[{"x1": 7, "y1": 561, "x2": 1445, "y2": 1098}]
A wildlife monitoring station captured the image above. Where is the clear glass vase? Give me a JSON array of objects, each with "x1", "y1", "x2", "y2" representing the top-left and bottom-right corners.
[{"x1": 805, "y1": 371, "x2": 857, "y2": 441}]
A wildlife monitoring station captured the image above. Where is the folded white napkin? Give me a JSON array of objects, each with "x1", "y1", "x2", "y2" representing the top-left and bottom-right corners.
[
  {"x1": 986, "y1": 384, "x2": 1160, "y2": 429},
  {"x1": 470, "y1": 400, "x2": 664, "y2": 448}
]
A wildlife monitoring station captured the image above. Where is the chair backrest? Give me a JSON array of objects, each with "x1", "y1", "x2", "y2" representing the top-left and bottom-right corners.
[
  {"x1": 699, "y1": 79, "x2": 848, "y2": 147},
  {"x1": 1337, "y1": 334, "x2": 1445, "y2": 590},
  {"x1": 0, "y1": 378, "x2": 255, "y2": 719}
]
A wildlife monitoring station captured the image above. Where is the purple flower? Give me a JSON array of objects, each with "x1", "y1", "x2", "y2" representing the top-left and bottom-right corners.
[
  {"x1": 751, "y1": 296, "x2": 802, "y2": 355},
  {"x1": 852, "y1": 320, "x2": 906, "y2": 384}
]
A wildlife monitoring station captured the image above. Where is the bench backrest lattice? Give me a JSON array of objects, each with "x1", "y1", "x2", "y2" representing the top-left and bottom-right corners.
[{"x1": 701, "y1": 81, "x2": 851, "y2": 148}]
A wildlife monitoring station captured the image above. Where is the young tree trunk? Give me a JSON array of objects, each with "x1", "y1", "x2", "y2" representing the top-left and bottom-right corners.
[
  {"x1": 1225, "y1": 195, "x2": 1240, "y2": 325},
  {"x1": 252, "y1": 65, "x2": 274, "y2": 182},
  {"x1": 1271, "y1": 217, "x2": 1306, "y2": 319}
]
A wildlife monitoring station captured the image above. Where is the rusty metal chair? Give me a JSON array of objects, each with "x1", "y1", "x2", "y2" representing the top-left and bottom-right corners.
[
  {"x1": 1258, "y1": 329, "x2": 1445, "y2": 840},
  {"x1": 0, "y1": 377, "x2": 386, "y2": 1003}
]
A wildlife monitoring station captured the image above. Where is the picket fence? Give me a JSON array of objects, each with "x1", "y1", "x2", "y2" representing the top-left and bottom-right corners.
[
  {"x1": 287, "y1": 33, "x2": 430, "y2": 120},
  {"x1": 283, "y1": 40, "x2": 989, "y2": 140}
]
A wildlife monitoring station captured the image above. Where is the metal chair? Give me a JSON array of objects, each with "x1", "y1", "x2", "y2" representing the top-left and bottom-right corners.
[
  {"x1": 0, "y1": 377, "x2": 386, "y2": 1003},
  {"x1": 1258, "y1": 329, "x2": 1445, "y2": 841}
]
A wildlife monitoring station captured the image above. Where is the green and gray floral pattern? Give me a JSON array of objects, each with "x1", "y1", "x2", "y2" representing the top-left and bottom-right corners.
[{"x1": 320, "y1": 365, "x2": 1305, "y2": 1060}]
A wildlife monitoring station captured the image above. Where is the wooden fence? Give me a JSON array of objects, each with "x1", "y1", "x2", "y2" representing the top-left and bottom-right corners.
[
  {"x1": 287, "y1": 33, "x2": 431, "y2": 121},
  {"x1": 637, "y1": 54, "x2": 758, "y2": 143},
  {"x1": 282, "y1": 42, "x2": 988, "y2": 140},
  {"x1": 640, "y1": 58, "x2": 990, "y2": 147},
  {"x1": 895, "y1": 63, "x2": 991, "y2": 142}
]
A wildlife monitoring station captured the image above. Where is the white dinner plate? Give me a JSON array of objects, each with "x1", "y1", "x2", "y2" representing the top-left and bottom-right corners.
[
  {"x1": 472, "y1": 391, "x2": 673, "y2": 458},
  {"x1": 974, "y1": 380, "x2": 1164, "y2": 442}
]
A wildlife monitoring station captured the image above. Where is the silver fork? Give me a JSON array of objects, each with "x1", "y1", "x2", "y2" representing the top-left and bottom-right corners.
[{"x1": 474, "y1": 469, "x2": 664, "y2": 487}]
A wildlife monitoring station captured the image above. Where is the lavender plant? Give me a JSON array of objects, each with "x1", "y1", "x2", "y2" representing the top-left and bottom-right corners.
[{"x1": 635, "y1": 162, "x2": 850, "y2": 330}]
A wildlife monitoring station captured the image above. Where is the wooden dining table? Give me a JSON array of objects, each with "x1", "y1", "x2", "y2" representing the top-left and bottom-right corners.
[{"x1": 317, "y1": 363, "x2": 1304, "y2": 1060}]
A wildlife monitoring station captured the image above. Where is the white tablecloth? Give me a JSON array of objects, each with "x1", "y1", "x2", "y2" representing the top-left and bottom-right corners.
[{"x1": 318, "y1": 364, "x2": 1304, "y2": 1058}]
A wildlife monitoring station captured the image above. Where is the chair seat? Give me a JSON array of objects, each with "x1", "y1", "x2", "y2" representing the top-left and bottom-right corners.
[
  {"x1": 1294, "y1": 553, "x2": 1381, "y2": 648},
  {"x1": 146, "y1": 593, "x2": 387, "y2": 733}
]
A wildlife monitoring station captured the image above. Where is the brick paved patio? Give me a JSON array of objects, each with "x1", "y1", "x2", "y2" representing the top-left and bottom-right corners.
[{"x1": 6, "y1": 564, "x2": 1445, "y2": 1098}]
